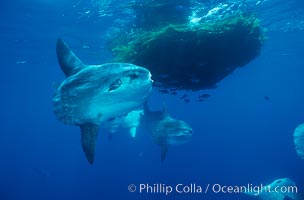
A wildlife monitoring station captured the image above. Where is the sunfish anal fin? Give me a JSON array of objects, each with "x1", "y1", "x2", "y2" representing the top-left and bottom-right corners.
[
  {"x1": 80, "y1": 123, "x2": 99, "y2": 165},
  {"x1": 161, "y1": 145, "x2": 168, "y2": 163},
  {"x1": 56, "y1": 39, "x2": 86, "y2": 77},
  {"x1": 130, "y1": 127, "x2": 137, "y2": 138}
]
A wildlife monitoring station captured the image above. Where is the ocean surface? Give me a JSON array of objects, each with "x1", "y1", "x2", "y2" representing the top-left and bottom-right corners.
[{"x1": 1, "y1": 0, "x2": 304, "y2": 199}]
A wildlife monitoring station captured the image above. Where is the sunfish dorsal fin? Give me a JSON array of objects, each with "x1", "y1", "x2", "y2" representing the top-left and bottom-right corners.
[
  {"x1": 80, "y1": 123, "x2": 99, "y2": 165},
  {"x1": 56, "y1": 39, "x2": 86, "y2": 77},
  {"x1": 161, "y1": 145, "x2": 168, "y2": 162}
]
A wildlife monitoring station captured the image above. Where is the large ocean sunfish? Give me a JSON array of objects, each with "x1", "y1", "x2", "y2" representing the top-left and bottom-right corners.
[
  {"x1": 142, "y1": 103, "x2": 192, "y2": 162},
  {"x1": 53, "y1": 39, "x2": 153, "y2": 164}
]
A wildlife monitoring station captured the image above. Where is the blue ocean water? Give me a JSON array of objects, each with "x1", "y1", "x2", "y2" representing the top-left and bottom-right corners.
[{"x1": 1, "y1": 0, "x2": 304, "y2": 200}]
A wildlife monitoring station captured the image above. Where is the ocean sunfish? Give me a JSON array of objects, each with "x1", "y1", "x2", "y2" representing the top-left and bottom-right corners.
[
  {"x1": 53, "y1": 39, "x2": 153, "y2": 164},
  {"x1": 294, "y1": 123, "x2": 304, "y2": 160},
  {"x1": 244, "y1": 178, "x2": 303, "y2": 200},
  {"x1": 142, "y1": 103, "x2": 192, "y2": 162},
  {"x1": 104, "y1": 109, "x2": 144, "y2": 138}
]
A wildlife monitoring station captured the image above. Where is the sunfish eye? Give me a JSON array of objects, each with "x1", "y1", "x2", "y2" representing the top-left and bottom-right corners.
[{"x1": 108, "y1": 79, "x2": 122, "y2": 92}]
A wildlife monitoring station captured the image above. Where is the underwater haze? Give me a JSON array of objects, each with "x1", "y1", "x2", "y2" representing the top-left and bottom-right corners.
[{"x1": 1, "y1": 0, "x2": 304, "y2": 199}]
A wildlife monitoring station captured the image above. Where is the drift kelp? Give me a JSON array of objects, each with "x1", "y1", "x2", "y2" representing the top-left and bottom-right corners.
[{"x1": 110, "y1": 13, "x2": 264, "y2": 91}]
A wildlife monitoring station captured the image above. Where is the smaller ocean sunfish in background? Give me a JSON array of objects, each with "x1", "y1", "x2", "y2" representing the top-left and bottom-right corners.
[
  {"x1": 104, "y1": 109, "x2": 144, "y2": 138},
  {"x1": 142, "y1": 103, "x2": 193, "y2": 162},
  {"x1": 244, "y1": 178, "x2": 303, "y2": 200},
  {"x1": 53, "y1": 39, "x2": 153, "y2": 164}
]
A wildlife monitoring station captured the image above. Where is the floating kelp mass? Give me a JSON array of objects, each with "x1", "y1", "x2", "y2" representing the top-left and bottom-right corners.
[{"x1": 109, "y1": 1, "x2": 264, "y2": 91}]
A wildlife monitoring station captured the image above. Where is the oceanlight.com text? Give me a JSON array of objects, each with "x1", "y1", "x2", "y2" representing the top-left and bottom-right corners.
[{"x1": 127, "y1": 183, "x2": 298, "y2": 196}]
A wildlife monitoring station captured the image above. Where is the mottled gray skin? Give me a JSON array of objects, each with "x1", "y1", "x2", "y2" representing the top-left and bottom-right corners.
[
  {"x1": 142, "y1": 103, "x2": 192, "y2": 162},
  {"x1": 53, "y1": 64, "x2": 152, "y2": 125},
  {"x1": 53, "y1": 39, "x2": 153, "y2": 164}
]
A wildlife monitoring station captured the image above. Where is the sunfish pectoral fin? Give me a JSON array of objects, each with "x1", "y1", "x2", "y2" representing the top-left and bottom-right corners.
[
  {"x1": 130, "y1": 127, "x2": 137, "y2": 138},
  {"x1": 161, "y1": 145, "x2": 168, "y2": 163},
  {"x1": 56, "y1": 39, "x2": 86, "y2": 77},
  {"x1": 80, "y1": 123, "x2": 99, "y2": 165}
]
